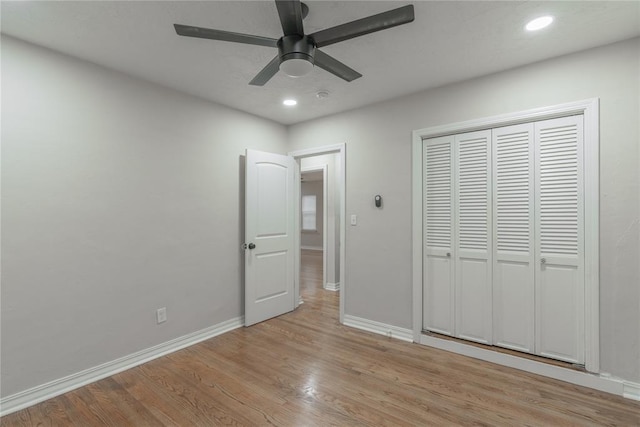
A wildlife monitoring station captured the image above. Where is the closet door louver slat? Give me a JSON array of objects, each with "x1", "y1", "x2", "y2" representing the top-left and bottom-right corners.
[{"x1": 425, "y1": 145, "x2": 451, "y2": 248}]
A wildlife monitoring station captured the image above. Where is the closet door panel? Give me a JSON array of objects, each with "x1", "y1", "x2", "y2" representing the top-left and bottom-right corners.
[
  {"x1": 454, "y1": 131, "x2": 492, "y2": 344},
  {"x1": 423, "y1": 136, "x2": 455, "y2": 335},
  {"x1": 457, "y1": 258, "x2": 490, "y2": 342},
  {"x1": 538, "y1": 265, "x2": 580, "y2": 361},
  {"x1": 425, "y1": 256, "x2": 454, "y2": 334},
  {"x1": 535, "y1": 116, "x2": 584, "y2": 364},
  {"x1": 494, "y1": 259, "x2": 533, "y2": 351},
  {"x1": 492, "y1": 124, "x2": 535, "y2": 353}
]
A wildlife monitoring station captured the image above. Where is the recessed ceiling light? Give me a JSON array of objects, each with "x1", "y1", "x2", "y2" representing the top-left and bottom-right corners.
[
  {"x1": 283, "y1": 99, "x2": 297, "y2": 106},
  {"x1": 526, "y1": 16, "x2": 553, "y2": 31}
]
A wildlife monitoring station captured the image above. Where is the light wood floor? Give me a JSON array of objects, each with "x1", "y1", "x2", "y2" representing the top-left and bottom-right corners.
[{"x1": 3, "y1": 249, "x2": 640, "y2": 426}]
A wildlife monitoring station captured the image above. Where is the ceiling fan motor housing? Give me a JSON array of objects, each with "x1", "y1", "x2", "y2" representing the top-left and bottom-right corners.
[{"x1": 278, "y1": 35, "x2": 316, "y2": 65}]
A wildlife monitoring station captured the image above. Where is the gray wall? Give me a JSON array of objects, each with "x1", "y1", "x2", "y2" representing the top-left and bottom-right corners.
[
  {"x1": 288, "y1": 38, "x2": 640, "y2": 383},
  {"x1": 0, "y1": 36, "x2": 288, "y2": 397},
  {"x1": 301, "y1": 180, "x2": 323, "y2": 249}
]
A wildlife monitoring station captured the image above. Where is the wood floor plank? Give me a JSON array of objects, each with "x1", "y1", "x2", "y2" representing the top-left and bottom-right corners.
[
  {"x1": 191, "y1": 342, "x2": 364, "y2": 426},
  {"x1": 89, "y1": 377, "x2": 162, "y2": 426},
  {"x1": 2, "y1": 250, "x2": 640, "y2": 426},
  {"x1": 163, "y1": 352, "x2": 295, "y2": 425}
]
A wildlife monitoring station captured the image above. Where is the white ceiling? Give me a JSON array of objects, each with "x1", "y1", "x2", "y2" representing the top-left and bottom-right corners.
[{"x1": 2, "y1": 1, "x2": 639, "y2": 125}]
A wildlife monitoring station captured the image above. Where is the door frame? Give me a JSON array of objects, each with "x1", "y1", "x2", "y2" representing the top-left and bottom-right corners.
[
  {"x1": 289, "y1": 144, "x2": 346, "y2": 324},
  {"x1": 301, "y1": 164, "x2": 328, "y2": 291},
  {"x1": 412, "y1": 98, "x2": 600, "y2": 373}
]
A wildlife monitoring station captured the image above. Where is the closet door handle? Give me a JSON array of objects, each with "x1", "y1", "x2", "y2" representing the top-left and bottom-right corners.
[
  {"x1": 541, "y1": 258, "x2": 546, "y2": 265},
  {"x1": 446, "y1": 252, "x2": 451, "y2": 258}
]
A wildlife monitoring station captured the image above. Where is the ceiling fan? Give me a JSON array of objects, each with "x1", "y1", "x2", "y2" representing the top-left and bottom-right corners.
[{"x1": 174, "y1": 1, "x2": 414, "y2": 86}]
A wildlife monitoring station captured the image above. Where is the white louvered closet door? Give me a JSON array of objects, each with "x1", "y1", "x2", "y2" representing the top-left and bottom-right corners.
[
  {"x1": 534, "y1": 116, "x2": 585, "y2": 364},
  {"x1": 454, "y1": 131, "x2": 492, "y2": 344},
  {"x1": 423, "y1": 136, "x2": 455, "y2": 335},
  {"x1": 492, "y1": 123, "x2": 535, "y2": 353}
]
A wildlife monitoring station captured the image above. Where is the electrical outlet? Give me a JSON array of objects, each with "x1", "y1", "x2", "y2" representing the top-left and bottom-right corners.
[{"x1": 156, "y1": 307, "x2": 167, "y2": 324}]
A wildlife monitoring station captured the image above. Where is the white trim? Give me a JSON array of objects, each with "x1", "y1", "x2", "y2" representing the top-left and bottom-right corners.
[
  {"x1": 289, "y1": 143, "x2": 346, "y2": 324},
  {"x1": 582, "y1": 101, "x2": 600, "y2": 373},
  {"x1": 411, "y1": 133, "x2": 423, "y2": 344},
  {"x1": 0, "y1": 316, "x2": 244, "y2": 417},
  {"x1": 321, "y1": 165, "x2": 329, "y2": 289},
  {"x1": 293, "y1": 161, "x2": 301, "y2": 319},
  {"x1": 324, "y1": 282, "x2": 340, "y2": 292},
  {"x1": 419, "y1": 334, "x2": 630, "y2": 397},
  {"x1": 289, "y1": 144, "x2": 344, "y2": 158},
  {"x1": 339, "y1": 146, "x2": 345, "y2": 325},
  {"x1": 412, "y1": 99, "x2": 599, "y2": 139},
  {"x1": 344, "y1": 315, "x2": 414, "y2": 342},
  {"x1": 412, "y1": 99, "x2": 600, "y2": 375},
  {"x1": 623, "y1": 381, "x2": 640, "y2": 401},
  {"x1": 301, "y1": 246, "x2": 323, "y2": 251}
]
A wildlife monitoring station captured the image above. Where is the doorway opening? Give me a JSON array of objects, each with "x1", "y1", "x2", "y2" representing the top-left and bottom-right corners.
[{"x1": 290, "y1": 144, "x2": 346, "y2": 324}]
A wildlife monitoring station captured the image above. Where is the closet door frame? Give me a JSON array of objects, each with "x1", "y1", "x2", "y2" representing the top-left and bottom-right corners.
[{"x1": 411, "y1": 98, "x2": 600, "y2": 374}]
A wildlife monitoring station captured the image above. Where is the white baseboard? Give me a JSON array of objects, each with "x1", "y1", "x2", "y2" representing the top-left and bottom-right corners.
[
  {"x1": 0, "y1": 316, "x2": 244, "y2": 417},
  {"x1": 324, "y1": 282, "x2": 340, "y2": 291},
  {"x1": 344, "y1": 314, "x2": 413, "y2": 342},
  {"x1": 624, "y1": 380, "x2": 640, "y2": 401},
  {"x1": 419, "y1": 333, "x2": 640, "y2": 400},
  {"x1": 301, "y1": 246, "x2": 322, "y2": 251}
]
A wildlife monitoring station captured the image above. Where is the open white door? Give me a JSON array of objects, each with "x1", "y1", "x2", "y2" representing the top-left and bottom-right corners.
[{"x1": 244, "y1": 149, "x2": 298, "y2": 326}]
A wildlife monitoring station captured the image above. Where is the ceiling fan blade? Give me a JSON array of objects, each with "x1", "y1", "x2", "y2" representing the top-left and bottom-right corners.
[
  {"x1": 249, "y1": 56, "x2": 281, "y2": 86},
  {"x1": 275, "y1": 0, "x2": 304, "y2": 36},
  {"x1": 309, "y1": 4, "x2": 414, "y2": 48},
  {"x1": 174, "y1": 24, "x2": 278, "y2": 48},
  {"x1": 314, "y1": 50, "x2": 362, "y2": 82}
]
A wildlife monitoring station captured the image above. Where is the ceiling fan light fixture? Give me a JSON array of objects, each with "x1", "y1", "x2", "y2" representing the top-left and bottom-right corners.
[{"x1": 279, "y1": 58, "x2": 314, "y2": 78}]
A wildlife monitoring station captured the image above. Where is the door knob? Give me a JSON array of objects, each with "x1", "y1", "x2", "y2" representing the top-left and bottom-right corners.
[
  {"x1": 541, "y1": 258, "x2": 546, "y2": 265},
  {"x1": 248, "y1": 243, "x2": 256, "y2": 250},
  {"x1": 446, "y1": 252, "x2": 451, "y2": 257}
]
